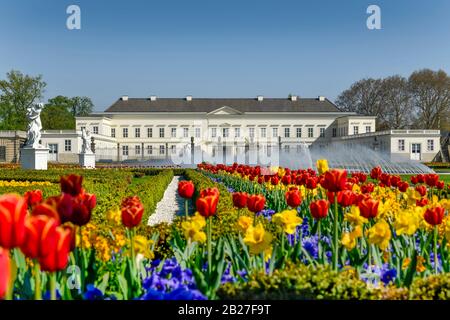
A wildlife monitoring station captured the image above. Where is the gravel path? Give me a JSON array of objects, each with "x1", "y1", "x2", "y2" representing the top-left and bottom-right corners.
[{"x1": 148, "y1": 176, "x2": 193, "y2": 226}]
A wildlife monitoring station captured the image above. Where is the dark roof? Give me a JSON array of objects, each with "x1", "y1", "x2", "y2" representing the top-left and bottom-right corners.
[{"x1": 104, "y1": 98, "x2": 342, "y2": 113}]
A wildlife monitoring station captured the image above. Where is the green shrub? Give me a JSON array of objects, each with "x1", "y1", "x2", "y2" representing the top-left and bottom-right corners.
[
  {"x1": 410, "y1": 273, "x2": 450, "y2": 300},
  {"x1": 217, "y1": 263, "x2": 382, "y2": 300}
]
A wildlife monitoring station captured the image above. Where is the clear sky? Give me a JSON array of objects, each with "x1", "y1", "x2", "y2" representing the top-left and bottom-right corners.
[{"x1": 1, "y1": 0, "x2": 450, "y2": 111}]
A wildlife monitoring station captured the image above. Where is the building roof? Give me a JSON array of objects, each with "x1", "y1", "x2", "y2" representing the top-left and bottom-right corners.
[{"x1": 103, "y1": 97, "x2": 342, "y2": 113}]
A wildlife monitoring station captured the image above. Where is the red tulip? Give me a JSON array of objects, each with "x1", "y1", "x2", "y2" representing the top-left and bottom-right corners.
[
  {"x1": 416, "y1": 198, "x2": 428, "y2": 207},
  {"x1": 271, "y1": 176, "x2": 279, "y2": 186},
  {"x1": 285, "y1": 189, "x2": 302, "y2": 208},
  {"x1": 416, "y1": 174, "x2": 425, "y2": 183},
  {"x1": 424, "y1": 206, "x2": 445, "y2": 226},
  {"x1": 199, "y1": 187, "x2": 219, "y2": 198},
  {"x1": 71, "y1": 192, "x2": 96, "y2": 226},
  {"x1": 196, "y1": 194, "x2": 219, "y2": 218},
  {"x1": 437, "y1": 181, "x2": 445, "y2": 190},
  {"x1": 425, "y1": 174, "x2": 439, "y2": 188},
  {"x1": 0, "y1": 194, "x2": 28, "y2": 249},
  {"x1": 232, "y1": 192, "x2": 248, "y2": 209},
  {"x1": 24, "y1": 190, "x2": 43, "y2": 208},
  {"x1": 358, "y1": 198, "x2": 379, "y2": 219},
  {"x1": 60, "y1": 174, "x2": 83, "y2": 196},
  {"x1": 321, "y1": 169, "x2": 347, "y2": 192},
  {"x1": 20, "y1": 215, "x2": 58, "y2": 259},
  {"x1": 281, "y1": 175, "x2": 291, "y2": 185},
  {"x1": 0, "y1": 247, "x2": 10, "y2": 299},
  {"x1": 361, "y1": 183, "x2": 375, "y2": 194},
  {"x1": 380, "y1": 174, "x2": 392, "y2": 187},
  {"x1": 415, "y1": 185, "x2": 427, "y2": 197},
  {"x1": 247, "y1": 195, "x2": 266, "y2": 213},
  {"x1": 337, "y1": 190, "x2": 355, "y2": 207},
  {"x1": 38, "y1": 226, "x2": 73, "y2": 272},
  {"x1": 306, "y1": 177, "x2": 318, "y2": 189},
  {"x1": 390, "y1": 176, "x2": 401, "y2": 188},
  {"x1": 257, "y1": 176, "x2": 264, "y2": 184},
  {"x1": 121, "y1": 196, "x2": 144, "y2": 228},
  {"x1": 370, "y1": 166, "x2": 382, "y2": 180},
  {"x1": 32, "y1": 198, "x2": 61, "y2": 223},
  {"x1": 309, "y1": 199, "x2": 329, "y2": 220},
  {"x1": 410, "y1": 176, "x2": 418, "y2": 185},
  {"x1": 178, "y1": 181, "x2": 195, "y2": 199},
  {"x1": 398, "y1": 181, "x2": 409, "y2": 193}
]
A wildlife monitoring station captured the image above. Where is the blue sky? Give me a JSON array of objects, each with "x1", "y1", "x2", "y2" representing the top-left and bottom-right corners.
[{"x1": 1, "y1": 0, "x2": 450, "y2": 111}]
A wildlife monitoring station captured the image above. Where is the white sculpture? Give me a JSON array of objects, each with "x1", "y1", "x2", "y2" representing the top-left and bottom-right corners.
[
  {"x1": 25, "y1": 103, "x2": 44, "y2": 148},
  {"x1": 81, "y1": 127, "x2": 93, "y2": 154}
]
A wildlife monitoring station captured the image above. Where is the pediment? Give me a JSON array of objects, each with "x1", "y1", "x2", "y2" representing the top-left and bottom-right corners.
[{"x1": 208, "y1": 106, "x2": 243, "y2": 115}]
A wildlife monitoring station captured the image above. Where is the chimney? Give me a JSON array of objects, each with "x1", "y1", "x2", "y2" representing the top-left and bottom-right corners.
[
  {"x1": 318, "y1": 96, "x2": 326, "y2": 102},
  {"x1": 150, "y1": 95, "x2": 157, "y2": 101},
  {"x1": 186, "y1": 95, "x2": 192, "y2": 101},
  {"x1": 257, "y1": 95, "x2": 264, "y2": 101},
  {"x1": 121, "y1": 95, "x2": 129, "y2": 101},
  {"x1": 290, "y1": 95, "x2": 297, "y2": 101}
]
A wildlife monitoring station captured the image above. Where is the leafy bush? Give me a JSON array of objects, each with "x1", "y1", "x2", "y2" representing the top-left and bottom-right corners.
[{"x1": 410, "y1": 273, "x2": 450, "y2": 299}]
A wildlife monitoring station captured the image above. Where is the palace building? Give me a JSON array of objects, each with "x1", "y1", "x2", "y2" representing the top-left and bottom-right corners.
[{"x1": 0, "y1": 95, "x2": 443, "y2": 166}]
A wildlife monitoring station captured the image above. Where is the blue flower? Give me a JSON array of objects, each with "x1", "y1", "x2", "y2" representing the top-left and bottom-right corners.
[
  {"x1": 381, "y1": 268, "x2": 397, "y2": 285},
  {"x1": 165, "y1": 288, "x2": 207, "y2": 300},
  {"x1": 83, "y1": 284, "x2": 104, "y2": 300},
  {"x1": 141, "y1": 289, "x2": 165, "y2": 300}
]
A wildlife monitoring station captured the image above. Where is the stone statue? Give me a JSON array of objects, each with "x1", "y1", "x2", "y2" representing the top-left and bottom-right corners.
[
  {"x1": 81, "y1": 127, "x2": 93, "y2": 154},
  {"x1": 25, "y1": 103, "x2": 44, "y2": 148}
]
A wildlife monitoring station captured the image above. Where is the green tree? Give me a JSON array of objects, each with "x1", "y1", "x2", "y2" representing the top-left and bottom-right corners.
[
  {"x1": 71, "y1": 96, "x2": 94, "y2": 116},
  {"x1": 0, "y1": 70, "x2": 46, "y2": 130},
  {"x1": 41, "y1": 104, "x2": 75, "y2": 130}
]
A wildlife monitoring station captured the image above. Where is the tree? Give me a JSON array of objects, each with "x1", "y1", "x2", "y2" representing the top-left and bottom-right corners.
[
  {"x1": 41, "y1": 104, "x2": 75, "y2": 130},
  {"x1": 71, "y1": 96, "x2": 93, "y2": 117},
  {"x1": 408, "y1": 69, "x2": 450, "y2": 130},
  {"x1": 381, "y1": 76, "x2": 413, "y2": 129},
  {"x1": 0, "y1": 70, "x2": 46, "y2": 130},
  {"x1": 335, "y1": 78, "x2": 388, "y2": 129}
]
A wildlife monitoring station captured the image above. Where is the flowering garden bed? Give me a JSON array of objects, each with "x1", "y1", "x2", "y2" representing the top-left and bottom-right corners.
[{"x1": 1, "y1": 162, "x2": 450, "y2": 300}]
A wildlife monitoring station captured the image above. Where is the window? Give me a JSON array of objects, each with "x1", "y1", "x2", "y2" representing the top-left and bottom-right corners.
[
  {"x1": 222, "y1": 128, "x2": 229, "y2": 138},
  {"x1": 159, "y1": 145, "x2": 165, "y2": 155},
  {"x1": 122, "y1": 145, "x2": 129, "y2": 156},
  {"x1": 147, "y1": 127, "x2": 153, "y2": 138},
  {"x1": 0, "y1": 146, "x2": 5, "y2": 162},
  {"x1": 171, "y1": 128, "x2": 177, "y2": 138},
  {"x1": 332, "y1": 128, "x2": 337, "y2": 137},
  {"x1": 234, "y1": 128, "x2": 240, "y2": 138},
  {"x1": 195, "y1": 128, "x2": 201, "y2": 138},
  {"x1": 320, "y1": 128, "x2": 325, "y2": 138},
  {"x1": 171, "y1": 145, "x2": 176, "y2": 154},
  {"x1": 211, "y1": 128, "x2": 217, "y2": 138},
  {"x1": 135, "y1": 128, "x2": 140, "y2": 138},
  {"x1": 64, "y1": 140, "x2": 72, "y2": 152},
  {"x1": 398, "y1": 139, "x2": 405, "y2": 151},
  {"x1": 135, "y1": 145, "x2": 141, "y2": 155},
  {"x1": 353, "y1": 126, "x2": 359, "y2": 135},
  {"x1": 308, "y1": 127, "x2": 314, "y2": 138},
  {"x1": 183, "y1": 128, "x2": 189, "y2": 138},
  {"x1": 80, "y1": 126, "x2": 85, "y2": 131},
  {"x1": 296, "y1": 128, "x2": 302, "y2": 138},
  {"x1": 93, "y1": 126, "x2": 98, "y2": 135},
  {"x1": 147, "y1": 145, "x2": 153, "y2": 155},
  {"x1": 111, "y1": 128, "x2": 116, "y2": 138},
  {"x1": 428, "y1": 139, "x2": 434, "y2": 151},
  {"x1": 260, "y1": 128, "x2": 267, "y2": 138},
  {"x1": 366, "y1": 126, "x2": 371, "y2": 133},
  {"x1": 284, "y1": 127, "x2": 290, "y2": 138},
  {"x1": 123, "y1": 128, "x2": 128, "y2": 138},
  {"x1": 159, "y1": 127, "x2": 165, "y2": 138},
  {"x1": 272, "y1": 127, "x2": 278, "y2": 138},
  {"x1": 249, "y1": 128, "x2": 255, "y2": 138}
]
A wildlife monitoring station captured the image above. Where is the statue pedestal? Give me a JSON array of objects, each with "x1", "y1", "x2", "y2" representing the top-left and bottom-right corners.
[
  {"x1": 20, "y1": 147, "x2": 49, "y2": 170},
  {"x1": 79, "y1": 153, "x2": 95, "y2": 169}
]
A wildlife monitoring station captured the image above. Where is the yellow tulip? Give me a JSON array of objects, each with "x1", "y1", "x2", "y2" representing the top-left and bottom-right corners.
[
  {"x1": 237, "y1": 216, "x2": 253, "y2": 233},
  {"x1": 367, "y1": 220, "x2": 391, "y2": 250},
  {"x1": 316, "y1": 159, "x2": 329, "y2": 175},
  {"x1": 345, "y1": 206, "x2": 368, "y2": 226},
  {"x1": 394, "y1": 209, "x2": 420, "y2": 236}
]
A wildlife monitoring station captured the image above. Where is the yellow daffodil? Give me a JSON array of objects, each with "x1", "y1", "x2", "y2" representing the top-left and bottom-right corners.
[
  {"x1": 316, "y1": 159, "x2": 329, "y2": 175},
  {"x1": 345, "y1": 206, "x2": 368, "y2": 226},
  {"x1": 272, "y1": 209, "x2": 303, "y2": 235},
  {"x1": 444, "y1": 217, "x2": 450, "y2": 242},
  {"x1": 439, "y1": 199, "x2": 450, "y2": 211},
  {"x1": 403, "y1": 188, "x2": 421, "y2": 206},
  {"x1": 237, "y1": 216, "x2": 253, "y2": 233},
  {"x1": 243, "y1": 223, "x2": 273, "y2": 255},
  {"x1": 394, "y1": 209, "x2": 420, "y2": 236},
  {"x1": 367, "y1": 220, "x2": 391, "y2": 250},
  {"x1": 133, "y1": 235, "x2": 155, "y2": 260},
  {"x1": 341, "y1": 225, "x2": 362, "y2": 250},
  {"x1": 181, "y1": 213, "x2": 207, "y2": 244}
]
